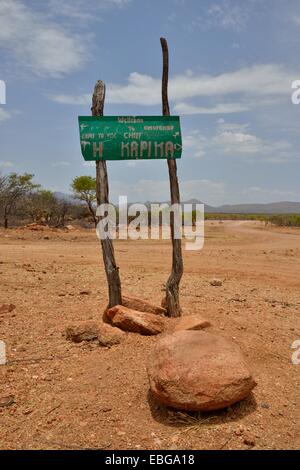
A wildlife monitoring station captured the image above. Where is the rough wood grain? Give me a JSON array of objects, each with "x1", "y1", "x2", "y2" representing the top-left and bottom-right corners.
[
  {"x1": 92, "y1": 80, "x2": 122, "y2": 308},
  {"x1": 160, "y1": 38, "x2": 183, "y2": 317}
]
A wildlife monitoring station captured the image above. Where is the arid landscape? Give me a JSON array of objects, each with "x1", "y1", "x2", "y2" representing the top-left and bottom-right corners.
[{"x1": 0, "y1": 220, "x2": 299, "y2": 450}]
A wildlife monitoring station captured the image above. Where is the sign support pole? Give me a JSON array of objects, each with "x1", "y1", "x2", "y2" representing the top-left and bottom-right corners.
[
  {"x1": 92, "y1": 80, "x2": 122, "y2": 308},
  {"x1": 160, "y1": 38, "x2": 183, "y2": 317}
]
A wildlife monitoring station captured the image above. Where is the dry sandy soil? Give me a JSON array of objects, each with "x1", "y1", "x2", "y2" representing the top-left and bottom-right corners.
[{"x1": 0, "y1": 220, "x2": 299, "y2": 450}]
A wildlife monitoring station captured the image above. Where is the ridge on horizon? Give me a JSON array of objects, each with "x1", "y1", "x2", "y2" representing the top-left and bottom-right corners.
[{"x1": 54, "y1": 192, "x2": 300, "y2": 214}]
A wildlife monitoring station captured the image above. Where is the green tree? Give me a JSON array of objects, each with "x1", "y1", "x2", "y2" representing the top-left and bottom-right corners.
[
  {"x1": 71, "y1": 176, "x2": 97, "y2": 226},
  {"x1": 26, "y1": 190, "x2": 57, "y2": 224},
  {"x1": 1, "y1": 173, "x2": 40, "y2": 228}
]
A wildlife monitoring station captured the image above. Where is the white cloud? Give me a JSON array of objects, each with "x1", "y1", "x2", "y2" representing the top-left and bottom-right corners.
[
  {"x1": 0, "y1": 108, "x2": 11, "y2": 122},
  {"x1": 213, "y1": 120, "x2": 292, "y2": 161},
  {"x1": 183, "y1": 130, "x2": 206, "y2": 158},
  {"x1": 174, "y1": 102, "x2": 249, "y2": 114},
  {"x1": 51, "y1": 64, "x2": 298, "y2": 110},
  {"x1": 214, "y1": 130, "x2": 263, "y2": 154},
  {"x1": 205, "y1": 2, "x2": 248, "y2": 31},
  {"x1": 292, "y1": 16, "x2": 300, "y2": 25},
  {"x1": 244, "y1": 186, "x2": 297, "y2": 200},
  {"x1": 51, "y1": 161, "x2": 70, "y2": 167},
  {"x1": 48, "y1": 0, "x2": 131, "y2": 21},
  {"x1": 182, "y1": 120, "x2": 293, "y2": 163},
  {"x1": 0, "y1": 0, "x2": 89, "y2": 77},
  {"x1": 0, "y1": 160, "x2": 14, "y2": 168},
  {"x1": 194, "y1": 0, "x2": 265, "y2": 33},
  {"x1": 52, "y1": 93, "x2": 92, "y2": 105},
  {"x1": 216, "y1": 120, "x2": 250, "y2": 132}
]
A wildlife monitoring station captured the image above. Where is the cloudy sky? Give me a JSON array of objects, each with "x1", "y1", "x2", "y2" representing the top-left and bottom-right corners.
[{"x1": 0, "y1": 0, "x2": 300, "y2": 205}]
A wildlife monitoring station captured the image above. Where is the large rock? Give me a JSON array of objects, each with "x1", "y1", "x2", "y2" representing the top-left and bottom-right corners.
[
  {"x1": 147, "y1": 330, "x2": 256, "y2": 411},
  {"x1": 122, "y1": 295, "x2": 166, "y2": 316},
  {"x1": 174, "y1": 314, "x2": 211, "y2": 332},
  {"x1": 107, "y1": 305, "x2": 164, "y2": 335}
]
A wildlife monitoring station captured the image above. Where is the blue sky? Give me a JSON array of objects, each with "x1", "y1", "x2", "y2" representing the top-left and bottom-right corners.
[{"x1": 1, "y1": 0, "x2": 300, "y2": 205}]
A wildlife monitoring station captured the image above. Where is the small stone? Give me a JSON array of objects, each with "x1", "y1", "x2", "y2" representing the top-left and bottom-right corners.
[
  {"x1": 0, "y1": 395, "x2": 15, "y2": 407},
  {"x1": 65, "y1": 322, "x2": 99, "y2": 343},
  {"x1": 0, "y1": 304, "x2": 16, "y2": 315},
  {"x1": 210, "y1": 279, "x2": 223, "y2": 287},
  {"x1": 234, "y1": 425, "x2": 245, "y2": 436},
  {"x1": 243, "y1": 433, "x2": 256, "y2": 446}
]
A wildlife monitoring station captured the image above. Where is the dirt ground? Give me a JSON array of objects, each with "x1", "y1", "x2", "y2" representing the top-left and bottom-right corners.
[{"x1": 0, "y1": 220, "x2": 299, "y2": 450}]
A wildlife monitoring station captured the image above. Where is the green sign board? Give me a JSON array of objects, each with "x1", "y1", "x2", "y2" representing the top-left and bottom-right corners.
[{"x1": 78, "y1": 116, "x2": 182, "y2": 161}]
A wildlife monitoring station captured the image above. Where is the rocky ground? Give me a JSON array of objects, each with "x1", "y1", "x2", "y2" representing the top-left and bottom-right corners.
[{"x1": 0, "y1": 220, "x2": 299, "y2": 450}]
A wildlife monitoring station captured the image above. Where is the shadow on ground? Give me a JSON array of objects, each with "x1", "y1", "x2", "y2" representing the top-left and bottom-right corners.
[{"x1": 147, "y1": 390, "x2": 257, "y2": 428}]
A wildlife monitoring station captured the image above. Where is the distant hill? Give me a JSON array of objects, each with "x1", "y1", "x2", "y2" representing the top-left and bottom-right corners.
[
  {"x1": 145, "y1": 199, "x2": 300, "y2": 214},
  {"x1": 207, "y1": 201, "x2": 300, "y2": 214},
  {"x1": 54, "y1": 193, "x2": 300, "y2": 214}
]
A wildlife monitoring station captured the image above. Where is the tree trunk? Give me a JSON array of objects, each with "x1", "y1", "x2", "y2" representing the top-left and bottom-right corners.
[
  {"x1": 87, "y1": 200, "x2": 97, "y2": 227},
  {"x1": 4, "y1": 207, "x2": 8, "y2": 229},
  {"x1": 92, "y1": 80, "x2": 122, "y2": 308},
  {"x1": 160, "y1": 37, "x2": 183, "y2": 317}
]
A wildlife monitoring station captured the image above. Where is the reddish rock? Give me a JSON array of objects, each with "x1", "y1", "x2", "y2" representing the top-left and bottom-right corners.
[
  {"x1": 0, "y1": 304, "x2": 16, "y2": 315},
  {"x1": 98, "y1": 322, "x2": 125, "y2": 347},
  {"x1": 243, "y1": 433, "x2": 256, "y2": 446},
  {"x1": 122, "y1": 295, "x2": 166, "y2": 316},
  {"x1": 174, "y1": 314, "x2": 211, "y2": 332},
  {"x1": 65, "y1": 322, "x2": 99, "y2": 343},
  {"x1": 65, "y1": 321, "x2": 124, "y2": 346},
  {"x1": 148, "y1": 330, "x2": 256, "y2": 411},
  {"x1": 107, "y1": 305, "x2": 164, "y2": 335}
]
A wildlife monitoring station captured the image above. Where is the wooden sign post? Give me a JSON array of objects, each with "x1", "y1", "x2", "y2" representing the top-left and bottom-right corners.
[
  {"x1": 84, "y1": 39, "x2": 183, "y2": 317},
  {"x1": 160, "y1": 37, "x2": 183, "y2": 317},
  {"x1": 91, "y1": 80, "x2": 122, "y2": 308}
]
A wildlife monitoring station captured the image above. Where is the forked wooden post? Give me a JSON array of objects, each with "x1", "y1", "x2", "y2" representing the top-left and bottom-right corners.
[
  {"x1": 160, "y1": 38, "x2": 183, "y2": 317},
  {"x1": 91, "y1": 80, "x2": 122, "y2": 308}
]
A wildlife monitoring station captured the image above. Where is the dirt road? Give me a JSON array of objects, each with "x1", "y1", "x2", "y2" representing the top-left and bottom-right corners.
[{"x1": 0, "y1": 221, "x2": 299, "y2": 449}]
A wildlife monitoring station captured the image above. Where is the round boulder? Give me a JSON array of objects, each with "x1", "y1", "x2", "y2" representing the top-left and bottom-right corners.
[{"x1": 147, "y1": 330, "x2": 256, "y2": 411}]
